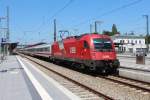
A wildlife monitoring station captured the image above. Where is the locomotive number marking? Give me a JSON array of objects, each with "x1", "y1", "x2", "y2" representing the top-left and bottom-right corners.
[
  {"x1": 103, "y1": 55, "x2": 110, "y2": 58},
  {"x1": 70, "y1": 47, "x2": 76, "y2": 53}
]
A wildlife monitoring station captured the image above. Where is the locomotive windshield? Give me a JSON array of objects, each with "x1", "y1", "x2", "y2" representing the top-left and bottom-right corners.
[{"x1": 93, "y1": 38, "x2": 112, "y2": 51}]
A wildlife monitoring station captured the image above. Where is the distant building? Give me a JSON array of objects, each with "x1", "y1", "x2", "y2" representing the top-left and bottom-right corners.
[
  {"x1": 111, "y1": 35, "x2": 147, "y2": 54},
  {"x1": 1, "y1": 42, "x2": 18, "y2": 55}
]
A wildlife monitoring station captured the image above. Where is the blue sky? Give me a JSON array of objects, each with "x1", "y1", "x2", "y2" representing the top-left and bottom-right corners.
[{"x1": 0, "y1": 0, "x2": 150, "y2": 44}]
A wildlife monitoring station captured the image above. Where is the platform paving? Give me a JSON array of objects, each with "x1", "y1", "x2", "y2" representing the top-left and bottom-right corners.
[
  {"x1": 0, "y1": 55, "x2": 81, "y2": 100},
  {"x1": 117, "y1": 55, "x2": 150, "y2": 83},
  {"x1": 118, "y1": 56, "x2": 150, "y2": 71},
  {"x1": 0, "y1": 56, "x2": 39, "y2": 100},
  {"x1": 117, "y1": 53, "x2": 150, "y2": 58},
  {"x1": 17, "y1": 56, "x2": 80, "y2": 100}
]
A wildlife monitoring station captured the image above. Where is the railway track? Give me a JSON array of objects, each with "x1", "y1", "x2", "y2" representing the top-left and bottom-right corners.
[
  {"x1": 119, "y1": 66, "x2": 150, "y2": 73},
  {"x1": 97, "y1": 75, "x2": 150, "y2": 93},
  {"x1": 19, "y1": 53, "x2": 113, "y2": 100},
  {"x1": 18, "y1": 53, "x2": 150, "y2": 100}
]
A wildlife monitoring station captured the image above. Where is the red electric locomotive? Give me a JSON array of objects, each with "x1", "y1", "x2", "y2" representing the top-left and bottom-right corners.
[{"x1": 51, "y1": 33, "x2": 119, "y2": 74}]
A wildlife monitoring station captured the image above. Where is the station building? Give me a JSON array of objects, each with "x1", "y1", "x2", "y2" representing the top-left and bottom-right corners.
[
  {"x1": 0, "y1": 42, "x2": 18, "y2": 55},
  {"x1": 111, "y1": 35, "x2": 148, "y2": 54}
]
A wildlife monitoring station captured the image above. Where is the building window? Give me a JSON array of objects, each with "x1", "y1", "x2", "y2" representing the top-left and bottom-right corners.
[
  {"x1": 139, "y1": 40, "x2": 141, "y2": 44},
  {"x1": 135, "y1": 40, "x2": 137, "y2": 44},
  {"x1": 124, "y1": 47, "x2": 126, "y2": 52},
  {"x1": 120, "y1": 40, "x2": 122, "y2": 43}
]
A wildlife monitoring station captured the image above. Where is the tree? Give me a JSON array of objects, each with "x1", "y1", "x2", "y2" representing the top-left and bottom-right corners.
[
  {"x1": 103, "y1": 30, "x2": 117, "y2": 36},
  {"x1": 102, "y1": 24, "x2": 120, "y2": 36},
  {"x1": 103, "y1": 30, "x2": 111, "y2": 36},
  {"x1": 145, "y1": 35, "x2": 150, "y2": 44},
  {"x1": 112, "y1": 24, "x2": 118, "y2": 35},
  {"x1": 103, "y1": 30, "x2": 110, "y2": 36}
]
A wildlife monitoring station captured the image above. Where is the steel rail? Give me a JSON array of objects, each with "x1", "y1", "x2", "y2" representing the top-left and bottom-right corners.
[
  {"x1": 119, "y1": 66, "x2": 150, "y2": 73},
  {"x1": 99, "y1": 76, "x2": 150, "y2": 93}
]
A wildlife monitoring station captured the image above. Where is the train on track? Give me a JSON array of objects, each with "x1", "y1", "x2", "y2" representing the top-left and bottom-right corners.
[{"x1": 20, "y1": 33, "x2": 120, "y2": 74}]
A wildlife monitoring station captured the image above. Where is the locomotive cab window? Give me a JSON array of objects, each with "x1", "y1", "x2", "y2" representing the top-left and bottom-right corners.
[
  {"x1": 83, "y1": 41, "x2": 89, "y2": 49},
  {"x1": 93, "y1": 38, "x2": 112, "y2": 51}
]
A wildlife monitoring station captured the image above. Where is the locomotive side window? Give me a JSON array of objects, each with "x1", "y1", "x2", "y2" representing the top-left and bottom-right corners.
[
  {"x1": 83, "y1": 41, "x2": 89, "y2": 49},
  {"x1": 93, "y1": 38, "x2": 112, "y2": 51}
]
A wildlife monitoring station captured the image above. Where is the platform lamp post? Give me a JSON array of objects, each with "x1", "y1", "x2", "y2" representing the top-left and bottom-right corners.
[
  {"x1": 0, "y1": 28, "x2": 8, "y2": 57},
  {"x1": 94, "y1": 21, "x2": 103, "y2": 33},
  {"x1": 143, "y1": 15, "x2": 149, "y2": 53},
  {"x1": 0, "y1": 7, "x2": 10, "y2": 56},
  {"x1": 90, "y1": 24, "x2": 93, "y2": 33},
  {"x1": 0, "y1": 17, "x2": 7, "y2": 56}
]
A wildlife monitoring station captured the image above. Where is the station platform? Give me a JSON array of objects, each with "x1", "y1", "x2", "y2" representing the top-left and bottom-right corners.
[
  {"x1": 0, "y1": 55, "x2": 80, "y2": 100},
  {"x1": 118, "y1": 56, "x2": 150, "y2": 71},
  {"x1": 117, "y1": 53, "x2": 150, "y2": 58},
  {"x1": 117, "y1": 56, "x2": 150, "y2": 83}
]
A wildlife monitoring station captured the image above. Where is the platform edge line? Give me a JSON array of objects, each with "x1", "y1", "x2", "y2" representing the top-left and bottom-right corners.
[
  {"x1": 21, "y1": 56, "x2": 81, "y2": 100},
  {"x1": 16, "y1": 56, "x2": 53, "y2": 100}
]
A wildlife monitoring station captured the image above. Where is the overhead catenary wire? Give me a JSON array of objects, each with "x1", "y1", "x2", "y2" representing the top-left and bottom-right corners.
[
  {"x1": 73, "y1": 0, "x2": 143, "y2": 28},
  {"x1": 20, "y1": 0, "x2": 74, "y2": 43},
  {"x1": 19, "y1": 0, "x2": 144, "y2": 43},
  {"x1": 49, "y1": 0, "x2": 74, "y2": 19},
  {"x1": 31, "y1": 0, "x2": 74, "y2": 33}
]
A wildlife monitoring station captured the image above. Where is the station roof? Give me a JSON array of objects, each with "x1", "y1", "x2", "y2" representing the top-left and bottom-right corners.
[
  {"x1": 25, "y1": 42, "x2": 46, "y2": 48},
  {"x1": 1, "y1": 42, "x2": 18, "y2": 45}
]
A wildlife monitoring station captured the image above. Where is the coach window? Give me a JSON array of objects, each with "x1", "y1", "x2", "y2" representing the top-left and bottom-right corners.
[
  {"x1": 43, "y1": 48, "x2": 45, "y2": 51},
  {"x1": 44, "y1": 48, "x2": 46, "y2": 51},
  {"x1": 122, "y1": 40, "x2": 124, "y2": 43},
  {"x1": 83, "y1": 41, "x2": 89, "y2": 49},
  {"x1": 120, "y1": 40, "x2": 122, "y2": 43},
  {"x1": 48, "y1": 48, "x2": 50, "y2": 51},
  {"x1": 45, "y1": 48, "x2": 48, "y2": 51}
]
